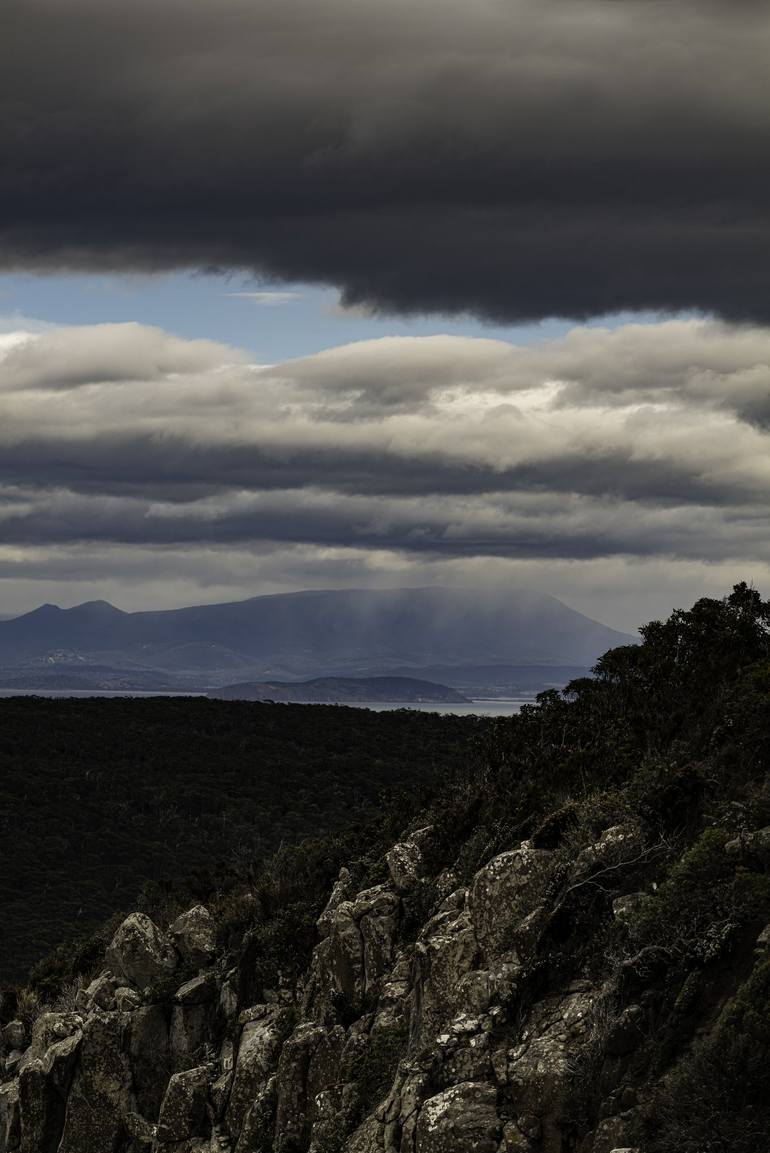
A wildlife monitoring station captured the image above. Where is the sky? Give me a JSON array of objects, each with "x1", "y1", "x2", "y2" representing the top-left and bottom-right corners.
[{"x1": 1, "y1": 0, "x2": 770, "y2": 632}]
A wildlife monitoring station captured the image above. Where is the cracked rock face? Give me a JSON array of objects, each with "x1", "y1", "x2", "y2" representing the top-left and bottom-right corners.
[
  {"x1": 507, "y1": 987, "x2": 597, "y2": 1153},
  {"x1": 57, "y1": 1011, "x2": 134, "y2": 1153},
  {"x1": 470, "y1": 842, "x2": 553, "y2": 958},
  {"x1": 317, "y1": 868, "x2": 355, "y2": 940},
  {"x1": 0, "y1": 1081, "x2": 20, "y2": 1153},
  {"x1": 415, "y1": 1081, "x2": 501, "y2": 1153},
  {"x1": 0, "y1": 1025, "x2": 25, "y2": 1055},
  {"x1": 169, "y1": 906, "x2": 217, "y2": 970},
  {"x1": 386, "y1": 827, "x2": 434, "y2": 894},
  {"x1": 227, "y1": 1005, "x2": 289, "y2": 1138},
  {"x1": 311, "y1": 884, "x2": 401, "y2": 1019},
  {"x1": 107, "y1": 912, "x2": 178, "y2": 990},
  {"x1": 414, "y1": 897, "x2": 479, "y2": 1042},
  {"x1": 0, "y1": 830, "x2": 668, "y2": 1153},
  {"x1": 157, "y1": 1065, "x2": 211, "y2": 1143}
]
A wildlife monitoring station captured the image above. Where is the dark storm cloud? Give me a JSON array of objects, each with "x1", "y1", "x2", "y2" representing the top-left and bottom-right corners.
[
  {"x1": 2, "y1": 486, "x2": 769, "y2": 568},
  {"x1": 2, "y1": 0, "x2": 770, "y2": 320},
  {"x1": 0, "y1": 435, "x2": 760, "y2": 508}
]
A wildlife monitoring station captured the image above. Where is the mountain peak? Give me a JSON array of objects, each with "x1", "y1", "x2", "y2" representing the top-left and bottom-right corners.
[
  {"x1": 71, "y1": 599, "x2": 124, "y2": 615},
  {"x1": 0, "y1": 586, "x2": 634, "y2": 685},
  {"x1": 24, "y1": 602, "x2": 62, "y2": 617}
]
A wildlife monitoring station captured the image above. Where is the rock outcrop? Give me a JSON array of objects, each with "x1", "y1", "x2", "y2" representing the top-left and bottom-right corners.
[
  {"x1": 0, "y1": 820, "x2": 715, "y2": 1153},
  {"x1": 107, "y1": 913, "x2": 178, "y2": 990},
  {"x1": 169, "y1": 907, "x2": 218, "y2": 971}
]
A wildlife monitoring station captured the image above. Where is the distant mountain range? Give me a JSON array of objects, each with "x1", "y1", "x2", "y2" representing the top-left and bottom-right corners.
[
  {"x1": 210, "y1": 675, "x2": 470, "y2": 704},
  {"x1": 0, "y1": 587, "x2": 636, "y2": 695}
]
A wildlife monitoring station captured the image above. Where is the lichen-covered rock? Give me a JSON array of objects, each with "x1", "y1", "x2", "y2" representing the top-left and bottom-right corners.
[
  {"x1": 156, "y1": 1064, "x2": 211, "y2": 1143},
  {"x1": 57, "y1": 1011, "x2": 133, "y2": 1153},
  {"x1": 170, "y1": 1001, "x2": 211, "y2": 1072},
  {"x1": 0, "y1": 1081, "x2": 20, "y2": 1153},
  {"x1": 575, "y1": 826, "x2": 643, "y2": 878},
  {"x1": 0, "y1": 803, "x2": 722, "y2": 1153},
  {"x1": 226, "y1": 1005, "x2": 288, "y2": 1140},
  {"x1": 435, "y1": 868, "x2": 461, "y2": 902},
  {"x1": 17, "y1": 1030, "x2": 81, "y2": 1153},
  {"x1": 115, "y1": 985, "x2": 143, "y2": 1012},
  {"x1": 414, "y1": 897, "x2": 479, "y2": 1041},
  {"x1": 84, "y1": 971, "x2": 119, "y2": 1011},
  {"x1": 124, "y1": 1108, "x2": 156, "y2": 1147},
  {"x1": 308, "y1": 1084, "x2": 359, "y2": 1153},
  {"x1": 129, "y1": 1003, "x2": 170, "y2": 1118},
  {"x1": 755, "y1": 922, "x2": 770, "y2": 952},
  {"x1": 358, "y1": 887, "x2": 401, "y2": 1002},
  {"x1": 372, "y1": 948, "x2": 414, "y2": 1034},
  {"x1": 414, "y1": 1081, "x2": 500, "y2": 1153},
  {"x1": 506, "y1": 985, "x2": 597, "y2": 1153},
  {"x1": 169, "y1": 905, "x2": 217, "y2": 969},
  {"x1": 17, "y1": 1012, "x2": 82, "y2": 1077},
  {"x1": 1, "y1": 1023, "x2": 25, "y2": 1053},
  {"x1": 394, "y1": 1076, "x2": 428, "y2": 1153},
  {"x1": 219, "y1": 972, "x2": 238, "y2": 1021},
  {"x1": 328, "y1": 904, "x2": 366, "y2": 1011},
  {"x1": 344, "y1": 1112, "x2": 384, "y2": 1153},
  {"x1": 317, "y1": 867, "x2": 354, "y2": 939},
  {"x1": 160, "y1": 1140, "x2": 211, "y2": 1153},
  {"x1": 321, "y1": 884, "x2": 401, "y2": 1016},
  {"x1": 274, "y1": 1023, "x2": 344, "y2": 1151},
  {"x1": 387, "y1": 839, "x2": 423, "y2": 894},
  {"x1": 386, "y1": 827, "x2": 433, "y2": 893},
  {"x1": 470, "y1": 842, "x2": 553, "y2": 956},
  {"x1": 500, "y1": 1120, "x2": 534, "y2": 1152},
  {"x1": 175, "y1": 972, "x2": 217, "y2": 1006},
  {"x1": 235, "y1": 1074, "x2": 277, "y2": 1153},
  {"x1": 107, "y1": 912, "x2": 178, "y2": 989},
  {"x1": 211, "y1": 1039, "x2": 234, "y2": 1111},
  {"x1": 590, "y1": 1111, "x2": 641, "y2": 1153},
  {"x1": 434, "y1": 1016, "x2": 494, "y2": 1086}
]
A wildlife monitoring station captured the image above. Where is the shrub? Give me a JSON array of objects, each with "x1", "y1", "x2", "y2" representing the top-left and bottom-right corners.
[
  {"x1": 346, "y1": 1023, "x2": 408, "y2": 1119},
  {"x1": 644, "y1": 959, "x2": 770, "y2": 1152}
]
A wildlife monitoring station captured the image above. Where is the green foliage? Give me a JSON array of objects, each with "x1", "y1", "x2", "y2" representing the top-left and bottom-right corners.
[
  {"x1": 443, "y1": 585, "x2": 770, "y2": 873},
  {"x1": 13, "y1": 985, "x2": 43, "y2": 1027},
  {"x1": 233, "y1": 806, "x2": 423, "y2": 1009},
  {"x1": 243, "y1": 903, "x2": 320, "y2": 1004},
  {"x1": 344, "y1": 1023, "x2": 408, "y2": 1120},
  {"x1": 0, "y1": 698, "x2": 477, "y2": 982},
  {"x1": 23, "y1": 909, "x2": 125, "y2": 1005},
  {"x1": 632, "y1": 829, "x2": 770, "y2": 968},
  {"x1": 645, "y1": 959, "x2": 770, "y2": 1152},
  {"x1": 596, "y1": 580, "x2": 770, "y2": 756}
]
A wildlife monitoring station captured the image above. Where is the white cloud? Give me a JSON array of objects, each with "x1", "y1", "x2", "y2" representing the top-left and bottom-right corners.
[
  {"x1": 0, "y1": 321, "x2": 244, "y2": 391},
  {"x1": 1, "y1": 317, "x2": 770, "y2": 627},
  {"x1": 225, "y1": 291, "x2": 302, "y2": 305},
  {"x1": 0, "y1": 313, "x2": 55, "y2": 336}
]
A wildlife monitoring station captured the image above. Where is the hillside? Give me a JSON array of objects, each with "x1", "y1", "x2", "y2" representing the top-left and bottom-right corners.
[
  {"x1": 209, "y1": 676, "x2": 470, "y2": 704},
  {"x1": 0, "y1": 587, "x2": 634, "y2": 691},
  {"x1": 1, "y1": 584, "x2": 769, "y2": 1153},
  {"x1": 0, "y1": 699, "x2": 480, "y2": 982}
]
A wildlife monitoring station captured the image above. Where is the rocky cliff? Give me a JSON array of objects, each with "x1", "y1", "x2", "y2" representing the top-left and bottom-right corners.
[{"x1": 3, "y1": 806, "x2": 769, "y2": 1153}]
